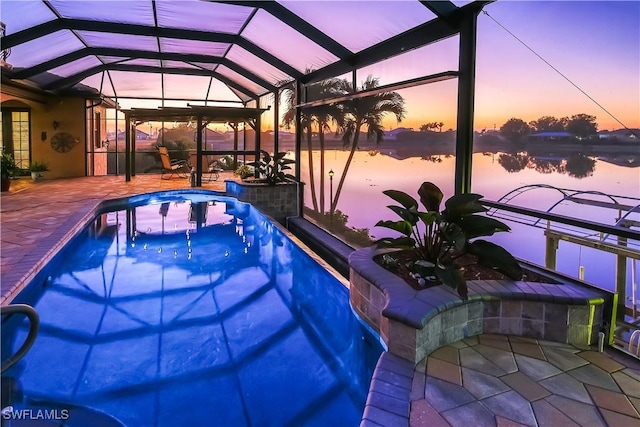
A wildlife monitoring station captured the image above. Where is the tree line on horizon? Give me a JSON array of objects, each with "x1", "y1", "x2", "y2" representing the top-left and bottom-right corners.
[{"x1": 499, "y1": 114, "x2": 598, "y2": 142}]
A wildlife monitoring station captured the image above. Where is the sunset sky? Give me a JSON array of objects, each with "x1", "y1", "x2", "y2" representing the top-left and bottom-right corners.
[
  {"x1": 374, "y1": 0, "x2": 640, "y2": 133},
  {"x1": 87, "y1": 1, "x2": 639, "y2": 134}
]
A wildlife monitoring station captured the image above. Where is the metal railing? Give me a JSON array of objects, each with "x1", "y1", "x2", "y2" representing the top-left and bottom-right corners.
[
  {"x1": 483, "y1": 199, "x2": 640, "y2": 352},
  {"x1": 1, "y1": 304, "x2": 39, "y2": 373}
]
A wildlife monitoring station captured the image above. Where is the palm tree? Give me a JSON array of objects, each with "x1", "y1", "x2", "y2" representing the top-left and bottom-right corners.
[
  {"x1": 330, "y1": 76, "x2": 405, "y2": 214},
  {"x1": 281, "y1": 76, "x2": 346, "y2": 214},
  {"x1": 281, "y1": 79, "x2": 319, "y2": 212},
  {"x1": 307, "y1": 79, "x2": 346, "y2": 215}
]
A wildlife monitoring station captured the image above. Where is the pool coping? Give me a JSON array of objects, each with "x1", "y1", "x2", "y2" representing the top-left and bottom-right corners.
[{"x1": 1, "y1": 202, "x2": 98, "y2": 306}]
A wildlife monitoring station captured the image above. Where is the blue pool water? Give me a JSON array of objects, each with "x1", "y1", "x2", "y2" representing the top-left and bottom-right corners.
[{"x1": 2, "y1": 192, "x2": 383, "y2": 427}]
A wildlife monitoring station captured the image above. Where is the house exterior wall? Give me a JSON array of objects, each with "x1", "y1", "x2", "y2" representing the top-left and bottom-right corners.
[{"x1": 1, "y1": 92, "x2": 89, "y2": 179}]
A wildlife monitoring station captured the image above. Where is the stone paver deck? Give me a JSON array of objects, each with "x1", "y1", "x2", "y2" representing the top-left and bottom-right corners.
[
  {"x1": 0, "y1": 174, "x2": 234, "y2": 304},
  {"x1": 2, "y1": 176, "x2": 640, "y2": 427},
  {"x1": 363, "y1": 334, "x2": 640, "y2": 427}
]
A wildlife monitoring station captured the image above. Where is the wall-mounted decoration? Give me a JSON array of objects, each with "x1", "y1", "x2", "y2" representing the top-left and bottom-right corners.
[{"x1": 50, "y1": 132, "x2": 78, "y2": 153}]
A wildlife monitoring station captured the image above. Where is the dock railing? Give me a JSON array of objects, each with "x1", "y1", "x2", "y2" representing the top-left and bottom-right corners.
[{"x1": 483, "y1": 198, "x2": 640, "y2": 355}]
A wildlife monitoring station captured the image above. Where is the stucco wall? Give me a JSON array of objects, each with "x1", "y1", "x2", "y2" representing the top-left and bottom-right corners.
[{"x1": 1, "y1": 94, "x2": 90, "y2": 179}]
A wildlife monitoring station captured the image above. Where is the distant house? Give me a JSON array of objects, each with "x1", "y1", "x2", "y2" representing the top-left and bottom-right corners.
[
  {"x1": 116, "y1": 129, "x2": 150, "y2": 140},
  {"x1": 528, "y1": 131, "x2": 574, "y2": 142},
  {"x1": 598, "y1": 129, "x2": 639, "y2": 143}
]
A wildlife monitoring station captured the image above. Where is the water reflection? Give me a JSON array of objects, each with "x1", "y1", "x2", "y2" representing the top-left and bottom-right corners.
[
  {"x1": 497, "y1": 152, "x2": 598, "y2": 178},
  {"x1": 5, "y1": 195, "x2": 382, "y2": 427}
]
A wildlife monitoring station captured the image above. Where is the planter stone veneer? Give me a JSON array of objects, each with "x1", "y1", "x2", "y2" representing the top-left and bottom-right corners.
[
  {"x1": 225, "y1": 180, "x2": 301, "y2": 222},
  {"x1": 349, "y1": 247, "x2": 612, "y2": 364}
]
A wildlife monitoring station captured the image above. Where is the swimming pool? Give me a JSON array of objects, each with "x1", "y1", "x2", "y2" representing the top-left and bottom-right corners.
[{"x1": 2, "y1": 192, "x2": 383, "y2": 426}]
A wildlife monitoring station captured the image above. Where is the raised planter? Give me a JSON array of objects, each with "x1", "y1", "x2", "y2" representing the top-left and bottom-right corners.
[
  {"x1": 349, "y1": 246, "x2": 614, "y2": 364},
  {"x1": 224, "y1": 179, "x2": 302, "y2": 222}
]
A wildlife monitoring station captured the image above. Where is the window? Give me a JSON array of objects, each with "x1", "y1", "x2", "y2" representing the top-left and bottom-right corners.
[{"x1": 1, "y1": 109, "x2": 31, "y2": 168}]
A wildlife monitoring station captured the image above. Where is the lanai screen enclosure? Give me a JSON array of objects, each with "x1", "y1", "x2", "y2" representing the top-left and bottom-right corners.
[{"x1": 0, "y1": 0, "x2": 487, "y2": 193}]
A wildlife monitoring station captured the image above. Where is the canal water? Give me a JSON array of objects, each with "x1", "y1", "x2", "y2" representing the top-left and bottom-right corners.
[{"x1": 299, "y1": 149, "x2": 639, "y2": 306}]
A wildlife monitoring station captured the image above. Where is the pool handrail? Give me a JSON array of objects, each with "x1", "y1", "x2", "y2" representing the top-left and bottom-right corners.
[{"x1": 1, "y1": 304, "x2": 39, "y2": 373}]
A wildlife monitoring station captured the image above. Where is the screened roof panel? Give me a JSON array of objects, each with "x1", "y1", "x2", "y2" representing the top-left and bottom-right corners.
[
  {"x1": 216, "y1": 65, "x2": 267, "y2": 96},
  {"x1": 78, "y1": 74, "x2": 114, "y2": 96},
  {"x1": 357, "y1": 36, "x2": 460, "y2": 86},
  {"x1": 226, "y1": 45, "x2": 292, "y2": 86},
  {"x1": 241, "y1": 9, "x2": 339, "y2": 73},
  {"x1": 279, "y1": 1, "x2": 437, "y2": 53},
  {"x1": 48, "y1": 0, "x2": 155, "y2": 26},
  {"x1": 451, "y1": 1, "x2": 474, "y2": 6},
  {"x1": 77, "y1": 31, "x2": 158, "y2": 51},
  {"x1": 158, "y1": 38, "x2": 229, "y2": 56},
  {"x1": 97, "y1": 56, "x2": 129, "y2": 64},
  {"x1": 8, "y1": 30, "x2": 85, "y2": 68},
  {"x1": 155, "y1": 0, "x2": 254, "y2": 34},
  {"x1": 107, "y1": 71, "x2": 163, "y2": 98},
  {"x1": 118, "y1": 99, "x2": 164, "y2": 110},
  {"x1": 206, "y1": 79, "x2": 247, "y2": 102},
  {"x1": 48, "y1": 56, "x2": 104, "y2": 78},
  {"x1": 162, "y1": 60, "x2": 200, "y2": 70},
  {"x1": 121, "y1": 58, "x2": 161, "y2": 68},
  {"x1": 1, "y1": 0, "x2": 469, "y2": 105},
  {"x1": 230, "y1": 87, "x2": 253, "y2": 103},
  {"x1": 0, "y1": 0, "x2": 56, "y2": 35},
  {"x1": 29, "y1": 72, "x2": 64, "y2": 87},
  {"x1": 190, "y1": 63, "x2": 219, "y2": 72},
  {"x1": 163, "y1": 75, "x2": 212, "y2": 100}
]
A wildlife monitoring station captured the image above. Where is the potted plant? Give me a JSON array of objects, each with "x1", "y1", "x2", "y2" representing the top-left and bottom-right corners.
[
  {"x1": 373, "y1": 181, "x2": 522, "y2": 299},
  {"x1": 28, "y1": 161, "x2": 50, "y2": 182},
  {"x1": 1, "y1": 149, "x2": 18, "y2": 192},
  {"x1": 246, "y1": 150, "x2": 296, "y2": 185}
]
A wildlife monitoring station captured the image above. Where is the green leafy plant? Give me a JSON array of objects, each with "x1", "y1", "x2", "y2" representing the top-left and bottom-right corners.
[
  {"x1": 234, "y1": 164, "x2": 254, "y2": 179},
  {"x1": 247, "y1": 150, "x2": 296, "y2": 185},
  {"x1": 1, "y1": 150, "x2": 18, "y2": 176},
  {"x1": 218, "y1": 155, "x2": 238, "y2": 171},
  {"x1": 375, "y1": 182, "x2": 522, "y2": 299},
  {"x1": 28, "y1": 160, "x2": 50, "y2": 172}
]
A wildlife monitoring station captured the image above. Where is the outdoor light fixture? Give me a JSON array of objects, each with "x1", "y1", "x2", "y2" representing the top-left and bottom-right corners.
[
  {"x1": 40, "y1": 131, "x2": 46, "y2": 141},
  {"x1": 52, "y1": 121, "x2": 59, "y2": 130}
]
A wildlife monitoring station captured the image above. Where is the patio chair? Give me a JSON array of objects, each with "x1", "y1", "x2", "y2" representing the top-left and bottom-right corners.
[
  {"x1": 189, "y1": 152, "x2": 223, "y2": 182},
  {"x1": 159, "y1": 146, "x2": 190, "y2": 180}
]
